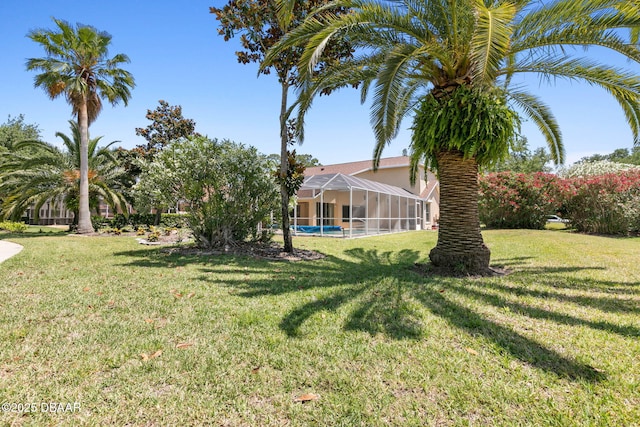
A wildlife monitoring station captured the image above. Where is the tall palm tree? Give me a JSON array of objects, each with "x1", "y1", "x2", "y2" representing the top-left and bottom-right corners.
[
  {"x1": 0, "y1": 121, "x2": 129, "y2": 226},
  {"x1": 268, "y1": 0, "x2": 640, "y2": 274},
  {"x1": 26, "y1": 18, "x2": 134, "y2": 234}
]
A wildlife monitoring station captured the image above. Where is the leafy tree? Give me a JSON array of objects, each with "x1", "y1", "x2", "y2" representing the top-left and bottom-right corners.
[
  {"x1": 578, "y1": 147, "x2": 640, "y2": 165},
  {"x1": 269, "y1": 0, "x2": 640, "y2": 274},
  {"x1": 26, "y1": 18, "x2": 134, "y2": 234},
  {"x1": 0, "y1": 121, "x2": 128, "y2": 225},
  {"x1": 134, "y1": 137, "x2": 279, "y2": 248},
  {"x1": 113, "y1": 147, "x2": 144, "y2": 194},
  {"x1": 0, "y1": 114, "x2": 42, "y2": 151},
  {"x1": 0, "y1": 115, "x2": 42, "y2": 215},
  {"x1": 135, "y1": 100, "x2": 199, "y2": 159},
  {"x1": 266, "y1": 152, "x2": 321, "y2": 168},
  {"x1": 211, "y1": 0, "x2": 353, "y2": 253},
  {"x1": 295, "y1": 153, "x2": 321, "y2": 168},
  {"x1": 134, "y1": 100, "x2": 199, "y2": 223},
  {"x1": 486, "y1": 137, "x2": 552, "y2": 173}
]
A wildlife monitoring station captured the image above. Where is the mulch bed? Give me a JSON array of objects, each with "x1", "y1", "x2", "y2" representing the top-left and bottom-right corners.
[{"x1": 160, "y1": 242, "x2": 326, "y2": 262}]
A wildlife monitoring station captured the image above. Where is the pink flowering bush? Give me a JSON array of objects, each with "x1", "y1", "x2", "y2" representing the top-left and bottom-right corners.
[
  {"x1": 562, "y1": 170, "x2": 640, "y2": 235},
  {"x1": 479, "y1": 170, "x2": 640, "y2": 235},
  {"x1": 479, "y1": 172, "x2": 564, "y2": 229}
]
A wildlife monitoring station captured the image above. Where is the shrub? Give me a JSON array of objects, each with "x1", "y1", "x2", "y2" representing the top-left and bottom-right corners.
[
  {"x1": 134, "y1": 137, "x2": 279, "y2": 248},
  {"x1": 561, "y1": 160, "x2": 640, "y2": 178},
  {"x1": 0, "y1": 221, "x2": 28, "y2": 233},
  {"x1": 108, "y1": 214, "x2": 129, "y2": 229},
  {"x1": 479, "y1": 172, "x2": 564, "y2": 229},
  {"x1": 92, "y1": 215, "x2": 109, "y2": 232},
  {"x1": 563, "y1": 170, "x2": 640, "y2": 235},
  {"x1": 160, "y1": 213, "x2": 189, "y2": 229},
  {"x1": 130, "y1": 213, "x2": 156, "y2": 227},
  {"x1": 147, "y1": 230, "x2": 160, "y2": 242}
]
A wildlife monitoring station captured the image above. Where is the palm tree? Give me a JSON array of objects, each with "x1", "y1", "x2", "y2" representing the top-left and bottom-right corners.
[
  {"x1": 26, "y1": 18, "x2": 134, "y2": 234},
  {"x1": 268, "y1": 0, "x2": 640, "y2": 274},
  {"x1": 0, "y1": 121, "x2": 129, "y2": 226}
]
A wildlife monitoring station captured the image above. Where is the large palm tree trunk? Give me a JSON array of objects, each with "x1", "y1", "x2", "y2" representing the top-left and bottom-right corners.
[
  {"x1": 429, "y1": 150, "x2": 491, "y2": 275},
  {"x1": 76, "y1": 101, "x2": 94, "y2": 234}
]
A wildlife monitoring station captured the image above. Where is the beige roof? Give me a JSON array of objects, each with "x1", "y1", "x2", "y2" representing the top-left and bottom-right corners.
[
  {"x1": 305, "y1": 156, "x2": 416, "y2": 177},
  {"x1": 420, "y1": 180, "x2": 439, "y2": 200}
]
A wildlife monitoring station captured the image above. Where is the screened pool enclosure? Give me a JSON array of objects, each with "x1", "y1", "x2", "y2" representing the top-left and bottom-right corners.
[{"x1": 294, "y1": 173, "x2": 426, "y2": 238}]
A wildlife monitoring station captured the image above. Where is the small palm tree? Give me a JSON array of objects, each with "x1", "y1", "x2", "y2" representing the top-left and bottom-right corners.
[
  {"x1": 268, "y1": 0, "x2": 640, "y2": 274},
  {"x1": 0, "y1": 121, "x2": 129, "y2": 226},
  {"x1": 26, "y1": 18, "x2": 134, "y2": 233}
]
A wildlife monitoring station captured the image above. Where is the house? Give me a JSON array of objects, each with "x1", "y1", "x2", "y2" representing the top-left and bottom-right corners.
[
  {"x1": 22, "y1": 198, "x2": 130, "y2": 226},
  {"x1": 22, "y1": 196, "x2": 75, "y2": 226},
  {"x1": 294, "y1": 156, "x2": 440, "y2": 237}
]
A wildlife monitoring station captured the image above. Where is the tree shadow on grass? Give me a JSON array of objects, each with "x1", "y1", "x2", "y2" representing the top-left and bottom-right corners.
[
  {"x1": 448, "y1": 281, "x2": 640, "y2": 338},
  {"x1": 114, "y1": 246, "x2": 611, "y2": 381}
]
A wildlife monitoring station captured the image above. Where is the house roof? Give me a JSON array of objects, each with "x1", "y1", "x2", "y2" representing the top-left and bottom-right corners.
[
  {"x1": 299, "y1": 173, "x2": 422, "y2": 200},
  {"x1": 305, "y1": 156, "x2": 418, "y2": 177},
  {"x1": 420, "y1": 179, "x2": 439, "y2": 201}
]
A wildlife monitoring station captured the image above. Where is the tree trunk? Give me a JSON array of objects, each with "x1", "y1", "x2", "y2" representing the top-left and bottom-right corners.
[
  {"x1": 429, "y1": 150, "x2": 491, "y2": 275},
  {"x1": 76, "y1": 100, "x2": 94, "y2": 234},
  {"x1": 279, "y1": 81, "x2": 293, "y2": 253}
]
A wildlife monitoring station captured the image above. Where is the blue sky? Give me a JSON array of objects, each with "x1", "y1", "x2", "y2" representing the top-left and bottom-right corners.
[{"x1": 1, "y1": 0, "x2": 638, "y2": 166}]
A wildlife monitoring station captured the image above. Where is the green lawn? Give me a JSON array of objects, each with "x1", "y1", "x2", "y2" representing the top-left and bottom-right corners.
[
  {"x1": 23, "y1": 225, "x2": 69, "y2": 234},
  {"x1": 0, "y1": 230, "x2": 638, "y2": 426}
]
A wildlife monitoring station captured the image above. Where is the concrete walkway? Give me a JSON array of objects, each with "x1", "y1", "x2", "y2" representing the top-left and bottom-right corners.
[{"x1": 0, "y1": 240, "x2": 23, "y2": 264}]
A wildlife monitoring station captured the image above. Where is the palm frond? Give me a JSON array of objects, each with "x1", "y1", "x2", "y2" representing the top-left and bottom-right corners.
[
  {"x1": 508, "y1": 89, "x2": 564, "y2": 163},
  {"x1": 470, "y1": 0, "x2": 516, "y2": 85}
]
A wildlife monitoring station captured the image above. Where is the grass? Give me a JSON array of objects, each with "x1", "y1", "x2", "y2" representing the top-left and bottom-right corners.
[
  {"x1": 0, "y1": 229, "x2": 638, "y2": 426},
  {"x1": 23, "y1": 225, "x2": 68, "y2": 234}
]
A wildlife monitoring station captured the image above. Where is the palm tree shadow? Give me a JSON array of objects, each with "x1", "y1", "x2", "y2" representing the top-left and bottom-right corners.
[
  {"x1": 114, "y1": 245, "x2": 607, "y2": 381},
  {"x1": 411, "y1": 285, "x2": 605, "y2": 381},
  {"x1": 279, "y1": 248, "x2": 606, "y2": 381},
  {"x1": 274, "y1": 248, "x2": 425, "y2": 339}
]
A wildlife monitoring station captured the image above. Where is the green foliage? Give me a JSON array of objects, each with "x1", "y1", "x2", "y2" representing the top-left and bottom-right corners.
[
  {"x1": 212, "y1": 0, "x2": 353, "y2": 85},
  {"x1": 273, "y1": 149, "x2": 306, "y2": 198},
  {"x1": 134, "y1": 100, "x2": 199, "y2": 159},
  {"x1": 130, "y1": 213, "x2": 156, "y2": 228},
  {"x1": 26, "y1": 18, "x2": 135, "y2": 126},
  {"x1": 0, "y1": 121, "x2": 129, "y2": 222},
  {"x1": 0, "y1": 114, "x2": 41, "y2": 151},
  {"x1": 266, "y1": 152, "x2": 321, "y2": 169},
  {"x1": 134, "y1": 137, "x2": 279, "y2": 248},
  {"x1": 91, "y1": 215, "x2": 109, "y2": 232},
  {"x1": 411, "y1": 85, "x2": 520, "y2": 177},
  {"x1": 0, "y1": 221, "x2": 28, "y2": 233},
  {"x1": 485, "y1": 137, "x2": 552, "y2": 173},
  {"x1": 97, "y1": 213, "x2": 183, "y2": 230},
  {"x1": 26, "y1": 17, "x2": 135, "y2": 234},
  {"x1": 160, "y1": 213, "x2": 189, "y2": 229},
  {"x1": 213, "y1": 0, "x2": 355, "y2": 253},
  {"x1": 578, "y1": 147, "x2": 640, "y2": 166}
]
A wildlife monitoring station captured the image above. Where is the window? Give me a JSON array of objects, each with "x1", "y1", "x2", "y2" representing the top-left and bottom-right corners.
[
  {"x1": 342, "y1": 205, "x2": 350, "y2": 221},
  {"x1": 342, "y1": 205, "x2": 365, "y2": 222},
  {"x1": 315, "y1": 203, "x2": 334, "y2": 226}
]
